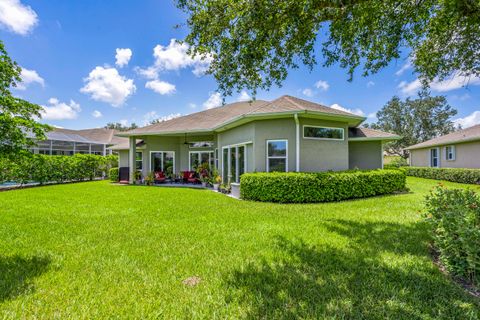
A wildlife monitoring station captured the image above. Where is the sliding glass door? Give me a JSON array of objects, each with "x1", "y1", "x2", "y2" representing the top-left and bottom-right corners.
[
  {"x1": 189, "y1": 151, "x2": 214, "y2": 171},
  {"x1": 151, "y1": 151, "x2": 175, "y2": 174},
  {"x1": 222, "y1": 145, "x2": 246, "y2": 184}
]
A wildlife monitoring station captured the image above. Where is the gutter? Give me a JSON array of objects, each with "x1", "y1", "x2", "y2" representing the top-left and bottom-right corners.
[{"x1": 294, "y1": 113, "x2": 300, "y2": 172}]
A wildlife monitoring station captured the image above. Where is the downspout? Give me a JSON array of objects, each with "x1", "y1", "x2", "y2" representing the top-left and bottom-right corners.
[{"x1": 294, "y1": 113, "x2": 300, "y2": 172}]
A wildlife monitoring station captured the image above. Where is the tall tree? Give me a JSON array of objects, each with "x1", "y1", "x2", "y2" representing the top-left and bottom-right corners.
[
  {"x1": 104, "y1": 122, "x2": 138, "y2": 131},
  {"x1": 177, "y1": 0, "x2": 480, "y2": 96},
  {"x1": 366, "y1": 92, "x2": 458, "y2": 157},
  {"x1": 0, "y1": 41, "x2": 50, "y2": 158}
]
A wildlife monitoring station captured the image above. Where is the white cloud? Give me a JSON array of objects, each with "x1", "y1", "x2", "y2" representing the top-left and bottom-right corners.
[
  {"x1": 80, "y1": 66, "x2": 136, "y2": 106},
  {"x1": 203, "y1": 92, "x2": 222, "y2": 109},
  {"x1": 366, "y1": 81, "x2": 375, "y2": 88},
  {"x1": 91, "y1": 110, "x2": 102, "y2": 118},
  {"x1": 145, "y1": 80, "x2": 176, "y2": 95},
  {"x1": 40, "y1": 98, "x2": 81, "y2": 120},
  {"x1": 136, "y1": 39, "x2": 213, "y2": 80},
  {"x1": 395, "y1": 60, "x2": 412, "y2": 76},
  {"x1": 330, "y1": 103, "x2": 365, "y2": 117},
  {"x1": 398, "y1": 74, "x2": 480, "y2": 96},
  {"x1": 454, "y1": 111, "x2": 480, "y2": 129},
  {"x1": 367, "y1": 112, "x2": 377, "y2": 119},
  {"x1": 314, "y1": 80, "x2": 329, "y2": 91},
  {"x1": 16, "y1": 67, "x2": 44, "y2": 90},
  {"x1": 237, "y1": 90, "x2": 251, "y2": 101},
  {"x1": 188, "y1": 103, "x2": 197, "y2": 109},
  {"x1": 115, "y1": 48, "x2": 132, "y2": 67},
  {"x1": 119, "y1": 119, "x2": 128, "y2": 126},
  {"x1": 302, "y1": 88, "x2": 314, "y2": 97},
  {"x1": 0, "y1": 0, "x2": 38, "y2": 35}
]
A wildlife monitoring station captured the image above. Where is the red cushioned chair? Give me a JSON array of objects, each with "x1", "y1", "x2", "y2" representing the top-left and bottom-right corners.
[
  {"x1": 187, "y1": 171, "x2": 199, "y2": 184},
  {"x1": 154, "y1": 171, "x2": 166, "y2": 184}
]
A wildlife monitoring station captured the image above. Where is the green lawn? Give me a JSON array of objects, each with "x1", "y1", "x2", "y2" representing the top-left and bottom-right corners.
[{"x1": 0, "y1": 178, "x2": 479, "y2": 319}]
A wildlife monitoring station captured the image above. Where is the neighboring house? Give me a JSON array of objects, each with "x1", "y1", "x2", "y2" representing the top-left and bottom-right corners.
[
  {"x1": 113, "y1": 95, "x2": 399, "y2": 183},
  {"x1": 32, "y1": 128, "x2": 127, "y2": 156},
  {"x1": 406, "y1": 124, "x2": 480, "y2": 169}
]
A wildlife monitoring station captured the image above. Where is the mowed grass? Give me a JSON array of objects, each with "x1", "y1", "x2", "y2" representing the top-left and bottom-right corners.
[{"x1": 0, "y1": 178, "x2": 479, "y2": 319}]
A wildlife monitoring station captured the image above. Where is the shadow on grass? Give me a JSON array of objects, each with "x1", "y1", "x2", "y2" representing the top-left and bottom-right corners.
[
  {"x1": 225, "y1": 221, "x2": 479, "y2": 319},
  {"x1": 0, "y1": 255, "x2": 51, "y2": 302}
]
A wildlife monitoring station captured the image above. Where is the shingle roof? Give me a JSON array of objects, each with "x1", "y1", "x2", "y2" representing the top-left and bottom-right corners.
[
  {"x1": 406, "y1": 124, "x2": 480, "y2": 150},
  {"x1": 48, "y1": 128, "x2": 127, "y2": 145},
  {"x1": 120, "y1": 95, "x2": 365, "y2": 136},
  {"x1": 349, "y1": 127, "x2": 400, "y2": 140}
]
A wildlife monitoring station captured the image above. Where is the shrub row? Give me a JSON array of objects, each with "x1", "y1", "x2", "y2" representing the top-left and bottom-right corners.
[
  {"x1": 425, "y1": 186, "x2": 480, "y2": 284},
  {"x1": 405, "y1": 167, "x2": 480, "y2": 185},
  {"x1": 0, "y1": 154, "x2": 118, "y2": 185},
  {"x1": 240, "y1": 169, "x2": 406, "y2": 203}
]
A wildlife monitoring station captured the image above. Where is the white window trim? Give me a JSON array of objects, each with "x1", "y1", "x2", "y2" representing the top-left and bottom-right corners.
[
  {"x1": 266, "y1": 139, "x2": 288, "y2": 172},
  {"x1": 221, "y1": 144, "x2": 248, "y2": 183},
  {"x1": 445, "y1": 145, "x2": 456, "y2": 161},
  {"x1": 302, "y1": 125, "x2": 345, "y2": 141},
  {"x1": 188, "y1": 150, "x2": 214, "y2": 171},
  {"x1": 429, "y1": 147, "x2": 440, "y2": 168},
  {"x1": 150, "y1": 151, "x2": 176, "y2": 173}
]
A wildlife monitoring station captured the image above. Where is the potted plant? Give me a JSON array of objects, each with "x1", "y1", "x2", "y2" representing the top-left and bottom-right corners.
[
  {"x1": 134, "y1": 171, "x2": 142, "y2": 184},
  {"x1": 213, "y1": 175, "x2": 222, "y2": 191},
  {"x1": 144, "y1": 172, "x2": 154, "y2": 186},
  {"x1": 200, "y1": 175, "x2": 208, "y2": 187}
]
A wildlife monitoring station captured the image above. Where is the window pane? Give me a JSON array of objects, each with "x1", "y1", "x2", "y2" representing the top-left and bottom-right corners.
[
  {"x1": 230, "y1": 148, "x2": 237, "y2": 183},
  {"x1": 269, "y1": 158, "x2": 286, "y2": 172},
  {"x1": 238, "y1": 146, "x2": 245, "y2": 179},
  {"x1": 151, "y1": 153, "x2": 162, "y2": 171},
  {"x1": 163, "y1": 152, "x2": 174, "y2": 174},
  {"x1": 268, "y1": 141, "x2": 287, "y2": 157},
  {"x1": 136, "y1": 152, "x2": 143, "y2": 170},
  {"x1": 304, "y1": 126, "x2": 344, "y2": 139},
  {"x1": 190, "y1": 153, "x2": 199, "y2": 170},
  {"x1": 200, "y1": 152, "x2": 210, "y2": 166},
  {"x1": 223, "y1": 148, "x2": 228, "y2": 184}
]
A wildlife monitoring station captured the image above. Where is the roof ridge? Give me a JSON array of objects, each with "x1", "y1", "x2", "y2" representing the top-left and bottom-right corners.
[{"x1": 283, "y1": 95, "x2": 304, "y2": 110}]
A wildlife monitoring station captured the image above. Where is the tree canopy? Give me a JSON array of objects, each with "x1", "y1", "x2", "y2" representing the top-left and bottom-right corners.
[
  {"x1": 0, "y1": 41, "x2": 50, "y2": 158},
  {"x1": 365, "y1": 91, "x2": 458, "y2": 157},
  {"x1": 177, "y1": 0, "x2": 480, "y2": 96},
  {"x1": 104, "y1": 122, "x2": 138, "y2": 131}
]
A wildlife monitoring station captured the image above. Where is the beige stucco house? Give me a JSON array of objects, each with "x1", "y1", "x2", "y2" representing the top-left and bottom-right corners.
[
  {"x1": 112, "y1": 95, "x2": 399, "y2": 183},
  {"x1": 406, "y1": 124, "x2": 480, "y2": 169}
]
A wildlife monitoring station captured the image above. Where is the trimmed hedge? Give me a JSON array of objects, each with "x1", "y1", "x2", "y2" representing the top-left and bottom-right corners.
[
  {"x1": 240, "y1": 170, "x2": 406, "y2": 203},
  {"x1": 425, "y1": 186, "x2": 480, "y2": 283},
  {"x1": 405, "y1": 167, "x2": 480, "y2": 185},
  {"x1": 0, "y1": 154, "x2": 118, "y2": 185},
  {"x1": 109, "y1": 167, "x2": 119, "y2": 182}
]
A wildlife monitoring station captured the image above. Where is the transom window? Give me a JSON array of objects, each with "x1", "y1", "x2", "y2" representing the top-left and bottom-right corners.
[
  {"x1": 445, "y1": 145, "x2": 455, "y2": 161},
  {"x1": 136, "y1": 152, "x2": 143, "y2": 171},
  {"x1": 189, "y1": 141, "x2": 214, "y2": 148},
  {"x1": 151, "y1": 151, "x2": 175, "y2": 174},
  {"x1": 430, "y1": 148, "x2": 439, "y2": 168},
  {"x1": 303, "y1": 125, "x2": 344, "y2": 140},
  {"x1": 267, "y1": 140, "x2": 288, "y2": 172},
  {"x1": 189, "y1": 151, "x2": 214, "y2": 171}
]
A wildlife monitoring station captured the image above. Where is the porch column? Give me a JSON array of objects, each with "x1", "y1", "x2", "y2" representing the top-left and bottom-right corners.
[
  {"x1": 294, "y1": 113, "x2": 300, "y2": 172},
  {"x1": 129, "y1": 136, "x2": 136, "y2": 184}
]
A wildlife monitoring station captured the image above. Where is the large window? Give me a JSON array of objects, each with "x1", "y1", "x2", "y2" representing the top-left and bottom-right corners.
[
  {"x1": 222, "y1": 145, "x2": 247, "y2": 184},
  {"x1": 303, "y1": 125, "x2": 344, "y2": 140},
  {"x1": 151, "y1": 151, "x2": 175, "y2": 174},
  {"x1": 445, "y1": 145, "x2": 455, "y2": 161},
  {"x1": 430, "y1": 148, "x2": 439, "y2": 168},
  {"x1": 267, "y1": 140, "x2": 288, "y2": 172},
  {"x1": 136, "y1": 152, "x2": 143, "y2": 171},
  {"x1": 189, "y1": 151, "x2": 214, "y2": 170}
]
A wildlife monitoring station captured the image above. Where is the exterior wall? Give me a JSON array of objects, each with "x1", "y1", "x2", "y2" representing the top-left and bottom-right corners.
[
  {"x1": 299, "y1": 118, "x2": 349, "y2": 171},
  {"x1": 119, "y1": 150, "x2": 129, "y2": 167},
  {"x1": 348, "y1": 141, "x2": 383, "y2": 170},
  {"x1": 410, "y1": 141, "x2": 480, "y2": 169}
]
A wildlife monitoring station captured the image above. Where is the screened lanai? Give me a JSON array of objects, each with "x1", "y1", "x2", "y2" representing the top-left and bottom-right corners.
[{"x1": 31, "y1": 130, "x2": 110, "y2": 156}]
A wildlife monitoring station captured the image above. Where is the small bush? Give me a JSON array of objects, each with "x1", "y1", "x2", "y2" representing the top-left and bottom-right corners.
[
  {"x1": 240, "y1": 170, "x2": 406, "y2": 203},
  {"x1": 425, "y1": 186, "x2": 480, "y2": 284},
  {"x1": 109, "y1": 167, "x2": 119, "y2": 182},
  {"x1": 406, "y1": 167, "x2": 480, "y2": 184}
]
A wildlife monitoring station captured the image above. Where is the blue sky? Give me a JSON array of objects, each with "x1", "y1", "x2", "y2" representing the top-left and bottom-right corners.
[{"x1": 3, "y1": 0, "x2": 480, "y2": 129}]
